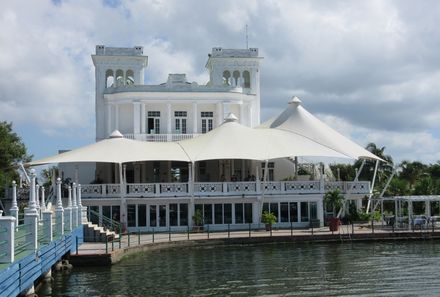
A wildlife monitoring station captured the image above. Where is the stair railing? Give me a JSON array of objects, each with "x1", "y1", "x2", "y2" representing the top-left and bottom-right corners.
[{"x1": 88, "y1": 208, "x2": 122, "y2": 235}]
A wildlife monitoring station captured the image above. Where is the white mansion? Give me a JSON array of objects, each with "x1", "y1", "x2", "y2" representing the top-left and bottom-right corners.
[{"x1": 53, "y1": 45, "x2": 374, "y2": 232}]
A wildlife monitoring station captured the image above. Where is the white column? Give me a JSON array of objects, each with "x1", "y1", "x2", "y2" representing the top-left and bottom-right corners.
[
  {"x1": 40, "y1": 186, "x2": 46, "y2": 212},
  {"x1": 239, "y1": 103, "x2": 245, "y2": 124},
  {"x1": 317, "y1": 198, "x2": 324, "y2": 227},
  {"x1": 42, "y1": 210, "x2": 53, "y2": 243},
  {"x1": 24, "y1": 170, "x2": 38, "y2": 251},
  {"x1": 216, "y1": 102, "x2": 223, "y2": 127},
  {"x1": 35, "y1": 184, "x2": 40, "y2": 217},
  {"x1": 55, "y1": 178, "x2": 64, "y2": 237},
  {"x1": 141, "y1": 103, "x2": 146, "y2": 134},
  {"x1": 0, "y1": 216, "x2": 15, "y2": 263},
  {"x1": 72, "y1": 183, "x2": 78, "y2": 228},
  {"x1": 167, "y1": 103, "x2": 172, "y2": 138},
  {"x1": 26, "y1": 169, "x2": 38, "y2": 213},
  {"x1": 77, "y1": 184, "x2": 86, "y2": 224},
  {"x1": 106, "y1": 104, "x2": 112, "y2": 136},
  {"x1": 193, "y1": 102, "x2": 198, "y2": 133},
  {"x1": 64, "y1": 186, "x2": 72, "y2": 233},
  {"x1": 133, "y1": 102, "x2": 141, "y2": 136},
  {"x1": 9, "y1": 181, "x2": 19, "y2": 224},
  {"x1": 115, "y1": 104, "x2": 119, "y2": 131},
  {"x1": 426, "y1": 200, "x2": 431, "y2": 217}
]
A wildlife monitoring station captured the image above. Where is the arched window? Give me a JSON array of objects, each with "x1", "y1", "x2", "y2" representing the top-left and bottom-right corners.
[
  {"x1": 105, "y1": 69, "x2": 114, "y2": 88},
  {"x1": 126, "y1": 70, "x2": 134, "y2": 85},
  {"x1": 243, "y1": 71, "x2": 250, "y2": 88},
  {"x1": 222, "y1": 70, "x2": 231, "y2": 86},
  {"x1": 233, "y1": 70, "x2": 240, "y2": 87},
  {"x1": 115, "y1": 69, "x2": 124, "y2": 86}
]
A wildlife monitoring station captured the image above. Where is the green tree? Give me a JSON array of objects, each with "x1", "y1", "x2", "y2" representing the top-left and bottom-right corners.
[
  {"x1": 399, "y1": 161, "x2": 428, "y2": 189},
  {"x1": 0, "y1": 122, "x2": 31, "y2": 198}
]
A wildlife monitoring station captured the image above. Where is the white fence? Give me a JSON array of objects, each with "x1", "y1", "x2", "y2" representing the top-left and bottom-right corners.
[{"x1": 80, "y1": 181, "x2": 370, "y2": 199}]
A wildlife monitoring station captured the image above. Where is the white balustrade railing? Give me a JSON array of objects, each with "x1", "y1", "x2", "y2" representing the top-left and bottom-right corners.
[
  {"x1": 127, "y1": 183, "x2": 155, "y2": 197},
  {"x1": 79, "y1": 180, "x2": 370, "y2": 199},
  {"x1": 284, "y1": 181, "x2": 321, "y2": 194},
  {"x1": 227, "y1": 182, "x2": 257, "y2": 193},
  {"x1": 194, "y1": 182, "x2": 223, "y2": 195},
  {"x1": 124, "y1": 133, "x2": 200, "y2": 142},
  {"x1": 160, "y1": 183, "x2": 188, "y2": 196},
  {"x1": 262, "y1": 181, "x2": 282, "y2": 194}
]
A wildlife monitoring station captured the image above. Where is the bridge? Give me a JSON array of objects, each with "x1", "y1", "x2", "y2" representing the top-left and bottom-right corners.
[{"x1": 0, "y1": 171, "x2": 85, "y2": 297}]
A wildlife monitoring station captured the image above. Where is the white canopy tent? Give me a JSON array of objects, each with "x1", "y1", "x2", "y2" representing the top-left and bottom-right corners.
[
  {"x1": 259, "y1": 96, "x2": 383, "y2": 161},
  {"x1": 28, "y1": 130, "x2": 191, "y2": 166},
  {"x1": 178, "y1": 113, "x2": 351, "y2": 162}
]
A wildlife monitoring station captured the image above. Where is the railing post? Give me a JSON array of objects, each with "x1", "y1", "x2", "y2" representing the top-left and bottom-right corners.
[
  {"x1": 72, "y1": 183, "x2": 78, "y2": 228},
  {"x1": 128, "y1": 232, "x2": 130, "y2": 247},
  {"x1": 138, "y1": 229, "x2": 141, "y2": 245},
  {"x1": 43, "y1": 211, "x2": 53, "y2": 243},
  {"x1": 64, "y1": 186, "x2": 73, "y2": 233},
  {"x1": 101, "y1": 184, "x2": 106, "y2": 197},
  {"x1": 290, "y1": 222, "x2": 293, "y2": 236},
  {"x1": 10, "y1": 181, "x2": 19, "y2": 225},
  {"x1": 207, "y1": 225, "x2": 210, "y2": 239},
  {"x1": 249, "y1": 223, "x2": 251, "y2": 238},
  {"x1": 152, "y1": 228, "x2": 155, "y2": 243},
  {"x1": 25, "y1": 169, "x2": 38, "y2": 251},
  {"x1": 168, "y1": 226, "x2": 171, "y2": 242},
  {"x1": 187, "y1": 225, "x2": 190, "y2": 240},
  {"x1": 155, "y1": 184, "x2": 161, "y2": 197},
  {"x1": 228, "y1": 224, "x2": 230, "y2": 238},
  {"x1": 223, "y1": 182, "x2": 228, "y2": 195},
  {"x1": 0, "y1": 216, "x2": 16, "y2": 263},
  {"x1": 55, "y1": 178, "x2": 64, "y2": 238}
]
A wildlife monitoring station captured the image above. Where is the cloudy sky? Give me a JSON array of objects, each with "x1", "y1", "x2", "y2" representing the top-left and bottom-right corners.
[{"x1": 1, "y1": 0, "x2": 439, "y2": 164}]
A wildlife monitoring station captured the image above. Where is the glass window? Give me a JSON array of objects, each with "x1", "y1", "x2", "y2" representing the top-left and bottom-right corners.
[
  {"x1": 289, "y1": 202, "x2": 298, "y2": 223},
  {"x1": 201, "y1": 111, "x2": 213, "y2": 117},
  {"x1": 204, "y1": 204, "x2": 212, "y2": 224},
  {"x1": 301, "y1": 202, "x2": 309, "y2": 222},
  {"x1": 235, "y1": 203, "x2": 244, "y2": 224},
  {"x1": 179, "y1": 204, "x2": 188, "y2": 226},
  {"x1": 310, "y1": 202, "x2": 318, "y2": 220},
  {"x1": 111, "y1": 206, "x2": 120, "y2": 222},
  {"x1": 170, "y1": 204, "x2": 178, "y2": 226},
  {"x1": 89, "y1": 206, "x2": 99, "y2": 224},
  {"x1": 244, "y1": 203, "x2": 253, "y2": 224},
  {"x1": 270, "y1": 203, "x2": 279, "y2": 222},
  {"x1": 174, "y1": 111, "x2": 187, "y2": 117},
  {"x1": 127, "y1": 204, "x2": 136, "y2": 227},
  {"x1": 215, "y1": 204, "x2": 223, "y2": 224},
  {"x1": 102, "y1": 206, "x2": 111, "y2": 220},
  {"x1": 280, "y1": 202, "x2": 289, "y2": 222},
  {"x1": 138, "y1": 205, "x2": 146, "y2": 227},
  {"x1": 149, "y1": 205, "x2": 157, "y2": 227},
  {"x1": 224, "y1": 204, "x2": 232, "y2": 224},
  {"x1": 159, "y1": 205, "x2": 167, "y2": 227},
  {"x1": 148, "y1": 111, "x2": 160, "y2": 117}
]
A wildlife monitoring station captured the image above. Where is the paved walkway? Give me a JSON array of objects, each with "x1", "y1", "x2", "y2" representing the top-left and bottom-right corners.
[{"x1": 73, "y1": 224, "x2": 426, "y2": 256}]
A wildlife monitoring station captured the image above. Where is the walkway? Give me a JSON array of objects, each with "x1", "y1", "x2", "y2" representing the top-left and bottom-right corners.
[{"x1": 71, "y1": 223, "x2": 439, "y2": 265}]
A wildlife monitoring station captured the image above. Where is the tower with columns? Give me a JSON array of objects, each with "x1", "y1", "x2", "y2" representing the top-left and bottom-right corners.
[{"x1": 92, "y1": 45, "x2": 148, "y2": 141}]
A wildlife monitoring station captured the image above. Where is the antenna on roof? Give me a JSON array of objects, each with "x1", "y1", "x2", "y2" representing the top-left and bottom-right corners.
[{"x1": 245, "y1": 24, "x2": 249, "y2": 49}]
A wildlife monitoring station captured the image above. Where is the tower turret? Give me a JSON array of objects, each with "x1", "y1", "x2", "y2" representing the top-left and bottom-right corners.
[{"x1": 92, "y1": 45, "x2": 148, "y2": 140}]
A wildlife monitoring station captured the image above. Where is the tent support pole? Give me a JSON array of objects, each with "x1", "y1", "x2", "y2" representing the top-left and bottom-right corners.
[
  {"x1": 259, "y1": 160, "x2": 269, "y2": 223},
  {"x1": 372, "y1": 167, "x2": 396, "y2": 212},
  {"x1": 338, "y1": 159, "x2": 365, "y2": 218},
  {"x1": 189, "y1": 161, "x2": 195, "y2": 228},
  {"x1": 366, "y1": 160, "x2": 379, "y2": 213}
]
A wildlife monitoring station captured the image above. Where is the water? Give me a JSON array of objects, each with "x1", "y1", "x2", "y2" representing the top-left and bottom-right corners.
[{"x1": 39, "y1": 241, "x2": 440, "y2": 296}]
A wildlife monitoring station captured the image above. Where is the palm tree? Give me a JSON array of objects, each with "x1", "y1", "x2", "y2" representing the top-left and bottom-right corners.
[{"x1": 324, "y1": 189, "x2": 345, "y2": 217}]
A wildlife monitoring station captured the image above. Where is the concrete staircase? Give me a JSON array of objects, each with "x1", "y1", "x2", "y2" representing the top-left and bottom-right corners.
[{"x1": 83, "y1": 222, "x2": 119, "y2": 242}]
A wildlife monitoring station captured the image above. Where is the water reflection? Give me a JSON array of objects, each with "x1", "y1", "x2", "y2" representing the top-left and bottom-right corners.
[{"x1": 38, "y1": 241, "x2": 440, "y2": 296}]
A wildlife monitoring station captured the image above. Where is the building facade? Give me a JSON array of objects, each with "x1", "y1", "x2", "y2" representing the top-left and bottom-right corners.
[{"x1": 71, "y1": 45, "x2": 370, "y2": 231}]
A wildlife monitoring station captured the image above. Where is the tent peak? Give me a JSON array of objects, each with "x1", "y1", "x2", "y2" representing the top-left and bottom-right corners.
[
  {"x1": 288, "y1": 96, "x2": 302, "y2": 106},
  {"x1": 109, "y1": 130, "x2": 124, "y2": 138},
  {"x1": 224, "y1": 113, "x2": 238, "y2": 122}
]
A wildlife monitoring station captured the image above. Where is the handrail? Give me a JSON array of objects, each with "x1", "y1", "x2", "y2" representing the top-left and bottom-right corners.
[{"x1": 89, "y1": 209, "x2": 122, "y2": 234}]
